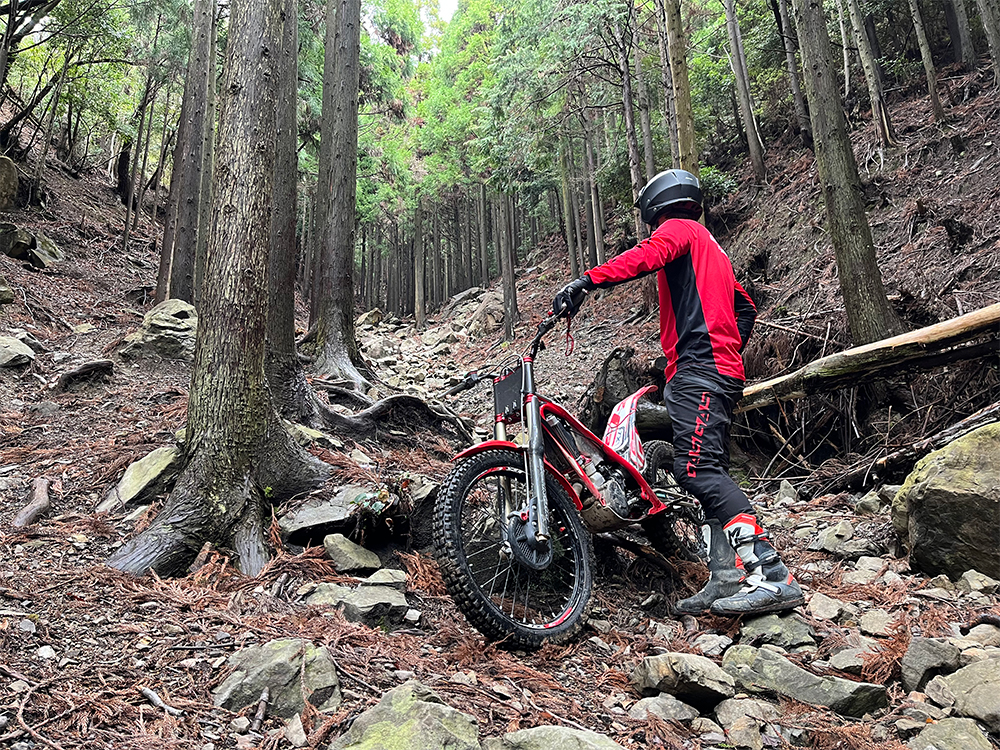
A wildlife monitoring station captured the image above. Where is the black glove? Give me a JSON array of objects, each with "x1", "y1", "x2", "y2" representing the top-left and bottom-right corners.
[{"x1": 552, "y1": 275, "x2": 595, "y2": 317}]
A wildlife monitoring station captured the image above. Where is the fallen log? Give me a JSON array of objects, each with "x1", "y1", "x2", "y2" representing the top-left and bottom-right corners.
[
  {"x1": 739, "y1": 302, "x2": 1000, "y2": 412},
  {"x1": 12, "y1": 478, "x2": 51, "y2": 527}
]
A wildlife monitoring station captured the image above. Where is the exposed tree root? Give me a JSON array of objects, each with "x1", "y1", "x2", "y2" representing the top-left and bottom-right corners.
[
  {"x1": 316, "y1": 393, "x2": 474, "y2": 445},
  {"x1": 107, "y1": 426, "x2": 328, "y2": 577}
]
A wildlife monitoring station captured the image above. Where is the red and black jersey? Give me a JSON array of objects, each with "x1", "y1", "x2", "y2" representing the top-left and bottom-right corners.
[{"x1": 586, "y1": 218, "x2": 756, "y2": 383}]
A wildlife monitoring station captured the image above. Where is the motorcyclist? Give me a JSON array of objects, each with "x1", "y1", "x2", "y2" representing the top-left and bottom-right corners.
[{"x1": 552, "y1": 169, "x2": 803, "y2": 616}]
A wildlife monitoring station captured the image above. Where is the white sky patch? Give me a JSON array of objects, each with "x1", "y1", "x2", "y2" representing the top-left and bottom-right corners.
[{"x1": 439, "y1": 0, "x2": 457, "y2": 23}]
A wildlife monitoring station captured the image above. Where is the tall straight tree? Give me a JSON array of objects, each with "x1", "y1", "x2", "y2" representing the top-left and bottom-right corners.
[
  {"x1": 156, "y1": 0, "x2": 216, "y2": 304},
  {"x1": 775, "y1": 0, "x2": 811, "y2": 145},
  {"x1": 662, "y1": 0, "x2": 698, "y2": 174},
  {"x1": 845, "y1": 0, "x2": 898, "y2": 146},
  {"x1": 109, "y1": 0, "x2": 327, "y2": 576},
  {"x1": 724, "y1": 0, "x2": 765, "y2": 180},
  {"x1": 948, "y1": 0, "x2": 977, "y2": 70},
  {"x1": 312, "y1": 0, "x2": 368, "y2": 387},
  {"x1": 974, "y1": 0, "x2": 1000, "y2": 83},
  {"x1": 612, "y1": 18, "x2": 645, "y2": 242},
  {"x1": 414, "y1": 201, "x2": 426, "y2": 329},
  {"x1": 791, "y1": 0, "x2": 897, "y2": 345},
  {"x1": 907, "y1": 0, "x2": 945, "y2": 121}
]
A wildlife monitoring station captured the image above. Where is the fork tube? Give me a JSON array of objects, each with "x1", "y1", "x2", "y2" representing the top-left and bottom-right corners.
[{"x1": 523, "y1": 359, "x2": 549, "y2": 542}]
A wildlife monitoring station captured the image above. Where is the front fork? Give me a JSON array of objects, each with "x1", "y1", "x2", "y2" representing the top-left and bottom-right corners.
[{"x1": 524, "y1": 394, "x2": 549, "y2": 545}]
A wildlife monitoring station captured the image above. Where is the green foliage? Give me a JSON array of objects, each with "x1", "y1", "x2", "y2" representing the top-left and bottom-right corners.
[{"x1": 698, "y1": 165, "x2": 738, "y2": 202}]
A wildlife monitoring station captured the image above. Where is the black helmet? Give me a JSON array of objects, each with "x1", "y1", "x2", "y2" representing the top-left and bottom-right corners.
[{"x1": 635, "y1": 169, "x2": 703, "y2": 224}]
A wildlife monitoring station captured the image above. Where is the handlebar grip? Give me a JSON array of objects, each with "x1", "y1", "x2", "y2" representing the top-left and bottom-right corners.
[{"x1": 444, "y1": 382, "x2": 469, "y2": 397}]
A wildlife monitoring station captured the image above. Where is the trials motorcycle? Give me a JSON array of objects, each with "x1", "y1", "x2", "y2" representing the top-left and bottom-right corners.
[{"x1": 433, "y1": 311, "x2": 706, "y2": 648}]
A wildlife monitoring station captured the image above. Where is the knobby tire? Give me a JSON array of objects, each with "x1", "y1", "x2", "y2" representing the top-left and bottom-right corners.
[
  {"x1": 433, "y1": 449, "x2": 594, "y2": 649},
  {"x1": 641, "y1": 440, "x2": 706, "y2": 563}
]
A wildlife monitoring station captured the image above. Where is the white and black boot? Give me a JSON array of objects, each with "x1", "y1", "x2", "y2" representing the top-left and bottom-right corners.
[
  {"x1": 710, "y1": 513, "x2": 804, "y2": 616},
  {"x1": 673, "y1": 519, "x2": 746, "y2": 615}
]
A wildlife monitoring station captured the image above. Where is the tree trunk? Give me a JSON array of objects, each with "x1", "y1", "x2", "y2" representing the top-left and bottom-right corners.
[
  {"x1": 724, "y1": 0, "x2": 766, "y2": 180},
  {"x1": 613, "y1": 20, "x2": 646, "y2": 242},
  {"x1": 791, "y1": 0, "x2": 898, "y2": 345},
  {"x1": 653, "y1": 0, "x2": 680, "y2": 167},
  {"x1": 499, "y1": 193, "x2": 518, "y2": 341},
  {"x1": 974, "y1": 0, "x2": 1000, "y2": 83},
  {"x1": 414, "y1": 200, "x2": 426, "y2": 329},
  {"x1": 312, "y1": 0, "x2": 368, "y2": 388},
  {"x1": 108, "y1": 0, "x2": 327, "y2": 578},
  {"x1": 478, "y1": 183, "x2": 489, "y2": 285},
  {"x1": 845, "y1": 0, "x2": 898, "y2": 146},
  {"x1": 907, "y1": 0, "x2": 945, "y2": 121},
  {"x1": 835, "y1": 0, "x2": 853, "y2": 101},
  {"x1": 431, "y1": 208, "x2": 441, "y2": 309},
  {"x1": 164, "y1": 0, "x2": 216, "y2": 304},
  {"x1": 582, "y1": 114, "x2": 606, "y2": 265},
  {"x1": 776, "y1": 0, "x2": 811, "y2": 145},
  {"x1": 947, "y1": 0, "x2": 977, "y2": 69},
  {"x1": 663, "y1": 0, "x2": 698, "y2": 174},
  {"x1": 631, "y1": 13, "x2": 656, "y2": 181},
  {"x1": 194, "y1": 14, "x2": 218, "y2": 306},
  {"x1": 559, "y1": 139, "x2": 579, "y2": 278}
]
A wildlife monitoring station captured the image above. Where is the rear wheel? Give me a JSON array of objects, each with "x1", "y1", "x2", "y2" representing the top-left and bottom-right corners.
[
  {"x1": 433, "y1": 449, "x2": 594, "y2": 649},
  {"x1": 640, "y1": 440, "x2": 706, "y2": 563}
]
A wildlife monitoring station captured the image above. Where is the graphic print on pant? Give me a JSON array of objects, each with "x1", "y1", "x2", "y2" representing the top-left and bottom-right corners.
[{"x1": 686, "y1": 391, "x2": 711, "y2": 477}]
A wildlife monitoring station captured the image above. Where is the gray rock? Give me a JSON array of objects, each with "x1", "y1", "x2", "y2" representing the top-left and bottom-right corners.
[
  {"x1": 361, "y1": 569, "x2": 407, "y2": 590},
  {"x1": 722, "y1": 645, "x2": 887, "y2": 717},
  {"x1": 306, "y1": 583, "x2": 408, "y2": 626},
  {"x1": 714, "y1": 697, "x2": 781, "y2": 727},
  {"x1": 119, "y1": 299, "x2": 198, "y2": 361},
  {"x1": 907, "y1": 717, "x2": 994, "y2": 750},
  {"x1": 356, "y1": 308, "x2": 383, "y2": 327},
  {"x1": 859, "y1": 609, "x2": 895, "y2": 636},
  {"x1": 213, "y1": 638, "x2": 340, "y2": 718},
  {"x1": 956, "y1": 569, "x2": 999, "y2": 594},
  {"x1": 98, "y1": 446, "x2": 182, "y2": 512},
  {"x1": 0, "y1": 225, "x2": 63, "y2": 267},
  {"x1": 835, "y1": 538, "x2": 883, "y2": 560},
  {"x1": 0, "y1": 276, "x2": 13, "y2": 304},
  {"x1": 854, "y1": 491, "x2": 882, "y2": 515},
  {"x1": 893, "y1": 423, "x2": 1000, "y2": 579},
  {"x1": 627, "y1": 694, "x2": 699, "y2": 722},
  {"x1": 924, "y1": 657, "x2": 1000, "y2": 731},
  {"x1": 958, "y1": 624, "x2": 1000, "y2": 648},
  {"x1": 901, "y1": 638, "x2": 961, "y2": 692},
  {"x1": 0, "y1": 155, "x2": 18, "y2": 208},
  {"x1": 808, "y1": 519, "x2": 851, "y2": 552},
  {"x1": 828, "y1": 647, "x2": 866, "y2": 675},
  {"x1": 285, "y1": 714, "x2": 308, "y2": 747},
  {"x1": 323, "y1": 533, "x2": 381, "y2": 573},
  {"x1": 0, "y1": 336, "x2": 35, "y2": 367},
  {"x1": 630, "y1": 652, "x2": 735, "y2": 709},
  {"x1": 693, "y1": 633, "x2": 732, "y2": 656},
  {"x1": 807, "y1": 592, "x2": 849, "y2": 621},
  {"x1": 739, "y1": 613, "x2": 814, "y2": 649},
  {"x1": 776, "y1": 480, "x2": 798, "y2": 503},
  {"x1": 330, "y1": 681, "x2": 480, "y2": 750},
  {"x1": 278, "y1": 486, "x2": 375, "y2": 542},
  {"x1": 484, "y1": 725, "x2": 623, "y2": 750}
]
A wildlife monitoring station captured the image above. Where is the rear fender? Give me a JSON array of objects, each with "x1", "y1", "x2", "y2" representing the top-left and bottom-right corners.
[{"x1": 451, "y1": 441, "x2": 582, "y2": 510}]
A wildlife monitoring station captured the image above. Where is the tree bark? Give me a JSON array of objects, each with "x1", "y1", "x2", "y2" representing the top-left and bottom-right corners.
[
  {"x1": 631, "y1": 11, "x2": 656, "y2": 181},
  {"x1": 845, "y1": 0, "x2": 898, "y2": 146},
  {"x1": 974, "y1": 0, "x2": 1000, "y2": 83},
  {"x1": 109, "y1": 0, "x2": 326, "y2": 577},
  {"x1": 499, "y1": 193, "x2": 518, "y2": 341},
  {"x1": 948, "y1": 0, "x2": 978, "y2": 70},
  {"x1": 724, "y1": 0, "x2": 766, "y2": 180},
  {"x1": 582, "y1": 114, "x2": 606, "y2": 265},
  {"x1": 194, "y1": 12, "x2": 218, "y2": 306},
  {"x1": 834, "y1": 0, "x2": 852, "y2": 101},
  {"x1": 907, "y1": 0, "x2": 945, "y2": 121},
  {"x1": 613, "y1": 19, "x2": 646, "y2": 242},
  {"x1": 776, "y1": 0, "x2": 811, "y2": 145},
  {"x1": 663, "y1": 0, "x2": 698, "y2": 174},
  {"x1": 414, "y1": 200, "x2": 426, "y2": 329},
  {"x1": 312, "y1": 0, "x2": 368, "y2": 388},
  {"x1": 478, "y1": 183, "x2": 490, "y2": 286},
  {"x1": 791, "y1": 0, "x2": 898, "y2": 346},
  {"x1": 559, "y1": 139, "x2": 579, "y2": 278},
  {"x1": 653, "y1": 0, "x2": 680, "y2": 167}
]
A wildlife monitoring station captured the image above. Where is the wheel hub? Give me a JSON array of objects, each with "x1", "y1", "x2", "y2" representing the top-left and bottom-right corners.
[{"x1": 507, "y1": 513, "x2": 553, "y2": 571}]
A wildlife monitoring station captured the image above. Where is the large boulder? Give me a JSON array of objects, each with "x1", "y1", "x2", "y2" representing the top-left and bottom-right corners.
[
  {"x1": 278, "y1": 486, "x2": 377, "y2": 545},
  {"x1": 901, "y1": 637, "x2": 961, "y2": 692},
  {"x1": 907, "y1": 717, "x2": 994, "y2": 750},
  {"x1": 722, "y1": 645, "x2": 887, "y2": 717},
  {"x1": 213, "y1": 638, "x2": 341, "y2": 718},
  {"x1": 0, "y1": 224, "x2": 63, "y2": 267},
  {"x1": 329, "y1": 681, "x2": 480, "y2": 750},
  {"x1": 0, "y1": 155, "x2": 18, "y2": 209},
  {"x1": 119, "y1": 299, "x2": 198, "y2": 361},
  {"x1": 892, "y1": 423, "x2": 1000, "y2": 579},
  {"x1": 306, "y1": 583, "x2": 408, "y2": 627}
]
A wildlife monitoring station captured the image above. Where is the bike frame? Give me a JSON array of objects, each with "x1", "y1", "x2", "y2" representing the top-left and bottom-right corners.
[{"x1": 452, "y1": 315, "x2": 667, "y2": 553}]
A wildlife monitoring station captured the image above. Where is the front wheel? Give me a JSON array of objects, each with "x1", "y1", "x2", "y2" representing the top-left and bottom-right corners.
[
  {"x1": 433, "y1": 449, "x2": 594, "y2": 649},
  {"x1": 641, "y1": 440, "x2": 706, "y2": 563}
]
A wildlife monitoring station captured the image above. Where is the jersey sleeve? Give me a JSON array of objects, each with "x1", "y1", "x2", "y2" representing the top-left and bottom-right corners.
[
  {"x1": 734, "y1": 280, "x2": 756, "y2": 352},
  {"x1": 585, "y1": 221, "x2": 692, "y2": 288}
]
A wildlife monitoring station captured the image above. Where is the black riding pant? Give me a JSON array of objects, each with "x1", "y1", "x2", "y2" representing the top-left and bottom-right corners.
[{"x1": 665, "y1": 368, "x2": 753, "y2": 525}]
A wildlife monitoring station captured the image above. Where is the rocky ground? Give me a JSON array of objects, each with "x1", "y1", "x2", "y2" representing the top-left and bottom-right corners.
[{"x1": 2, "y1": 67, "x2": 1000, "y2": 750}]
